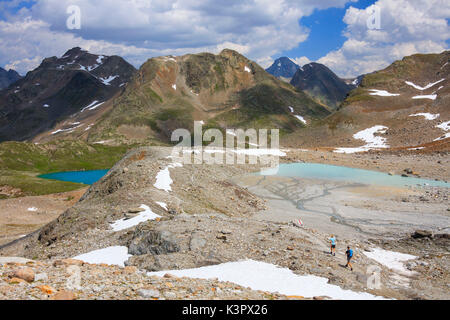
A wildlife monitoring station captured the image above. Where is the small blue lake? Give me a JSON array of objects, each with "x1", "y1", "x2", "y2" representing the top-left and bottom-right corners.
[
  {"x1": 38, "y1": 169, "x2": 109, "y2": 185},
  {"x1": 260, "y1": 163, "x2": 449, "y2": 188}
]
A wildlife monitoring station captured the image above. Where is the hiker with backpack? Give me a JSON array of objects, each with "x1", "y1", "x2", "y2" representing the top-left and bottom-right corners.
[
  {"x1": 329, "y1": 235, "x2": 336, "y2": 256},
  {"x1": 345, "y1": 246, "x2": 354, "y2": 271}
]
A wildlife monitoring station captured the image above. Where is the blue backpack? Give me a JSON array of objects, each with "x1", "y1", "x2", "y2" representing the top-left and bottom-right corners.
[{"x1": 348, "y1": 249, "x2": 353, "y2": 257}]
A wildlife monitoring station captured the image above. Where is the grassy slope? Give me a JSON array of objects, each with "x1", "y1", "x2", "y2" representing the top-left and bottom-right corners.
[{"x1": 0, "y1": 141, "x2": 130, "y2": 196}]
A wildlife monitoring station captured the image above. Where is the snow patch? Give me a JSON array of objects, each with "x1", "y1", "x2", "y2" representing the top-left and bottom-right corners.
[
  {"x1": 409, "y1": 113, "x2": 439, "y2": 120},
  {"x1": 110, "y1": 204, "x2": 161, "y2": 232},
  {"x1": 436, "y1": 121, "x2": 450, "y2": 132},
  {"x1": 43, "y1": 104, "x2": 50, "y2": 108},
  {"x1": 244, "y1": 66, "x2": 251, "y2": 73},
  {"x1": 405, "y1": 79, "x2": 445, "y2": 91},
  {"x1": 148, "y1": 260, "x2": 387, "y2": 300},
  {"x1": 334, "y1": 126, "x2": 389, "y2": 154},
  {"x1": 51, "y1": 124, "x2": 82, "y2": 135},
  {"x1": 434, "y1": 120, "x2": 450, "y2": 141},
  {"x1": 172, "y1": 84, "x2": 177, "y2": 90},
  {"x1": 294, "y1": 115, "x2": 307, "y2": 124},
  {"x1": 288, "y1": 106, "x2": 294, "y2": 113},
  {"x1": 412, "y1": 95, "x2": 437, "y2": 100},
  {"x1": 73, "y1": 246, "x2": 131, "y2": 267},
  {"x1": 27, "y1": 207, "x2": 38, "y2": 212},
  {"x1": 99, "y1": 75, "x2": 119, "y2": 86},
  {"x1": 81, "y1": 101, "x2": 104, "y2": 112},
  {"x1": 156, "y1": 202, "x2": 168, "y2": 211},
  {"x1": 368, "y1": 89, "x2": 400, "y2": 97},
  {"x1": 96, "y1": 55, "x2": 105, "y2": 64},
  {"x1": 154, "y1": 162, "x2": 183, "y2": 192},
  {"x1": 364, "y1": 248, "x2": 417, "y2": 276}
]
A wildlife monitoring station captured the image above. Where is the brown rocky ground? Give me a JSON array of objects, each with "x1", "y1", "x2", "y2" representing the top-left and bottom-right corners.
[{"x1": 0, "y1": 188, "x2": 87, "y2": 246}]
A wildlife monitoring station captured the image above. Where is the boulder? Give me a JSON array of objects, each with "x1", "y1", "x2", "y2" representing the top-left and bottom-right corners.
[
  {"x1": 137, "y1": 289, "x2": 160, "y2": 299},
  {"x1": 12, "y1": 267, "x2": 35, "y2": 282},
  {"x1": 189, "y1": 234, "x2": 207, "y2": 251},
  {"x1": 412, "y1": 230, "x2": 433, "y2": 239},
  {"x1": 129, "y1": 230, "x2": 180, "y2": 256}
]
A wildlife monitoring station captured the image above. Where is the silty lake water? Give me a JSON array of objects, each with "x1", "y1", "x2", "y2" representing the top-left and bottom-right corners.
[{"x1": 260, "y1": 163, "x2": 449, "y2": 188}]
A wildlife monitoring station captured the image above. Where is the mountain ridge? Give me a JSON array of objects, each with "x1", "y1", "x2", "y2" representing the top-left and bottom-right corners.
[
  {"x1": 0, "y1": 67, "x2": 22, "y2": 90},
  {"x1": 0, "y1": 47, "x2": 137, "y2": 142}
]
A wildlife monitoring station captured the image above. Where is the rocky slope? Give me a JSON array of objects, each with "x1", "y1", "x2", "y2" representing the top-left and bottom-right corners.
[
  {"x1": 86, "y1": 50, "x2": 329, "y2": 145},
  {"x1": 0, "y1": 47, "x2": 136, "y2": 142},
  {"x1": 290, "y1": 62, "x2": 356, "y2": 110},
  {"x1": 284, "y1": 51, "x2": 450, "y2": 152},
  {"x1": 265, "y1": 57, "x2": 300, "y2": 82},
  {"x1": 0, "y1": 68, "x2": 21, "y2": 90}
]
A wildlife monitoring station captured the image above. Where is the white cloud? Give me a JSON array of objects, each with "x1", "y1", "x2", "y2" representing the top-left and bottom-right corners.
[
  {"x1": 317, "y1": 0, "x2": 450, "y2": 78},
  {"x1": 291, "y1": 56, "x2": 311, "y2": 66},
  {"x1": 0, "y1": 0, "x2": 354, "y2": 74}
]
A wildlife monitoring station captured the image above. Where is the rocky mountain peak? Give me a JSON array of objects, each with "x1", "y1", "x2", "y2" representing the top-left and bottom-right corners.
[{"x1": 266, "y1": 57, "x2": 300, "y2": 79}]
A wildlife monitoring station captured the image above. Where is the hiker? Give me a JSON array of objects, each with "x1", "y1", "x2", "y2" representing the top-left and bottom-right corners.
[
  {"x1": 345, "y1": 246, "x2": 354, "y2": 271},
  {"x1": 329, "y1": 235, "x2": 336, "y2": 256}
]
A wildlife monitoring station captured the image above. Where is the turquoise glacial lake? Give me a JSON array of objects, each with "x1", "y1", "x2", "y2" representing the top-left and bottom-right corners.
[
  {"x1": 260, "y1": 163, "x2": 449, "y2": 188},
  {"x1": 38, "y1": 169, "x2": 109, "y2": 185}
]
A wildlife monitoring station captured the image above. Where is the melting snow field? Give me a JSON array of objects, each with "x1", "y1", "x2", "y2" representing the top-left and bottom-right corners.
[
  {"x1": 368, "y1": 89, "x2": 400, "y2": 97},
  {"x1": 364, "y1": 248, "x2": 417, "y2": 275},
  {"x1": 51, "y1": 124, "x2": 83, "y2": 135},
  {"x1": 434, "y1": 121, "x2": 450, "y2": 141},
  {"x1": 154, "y1": 163, "x2": 183, "y2": 192},
  {"x1": 294, "y1": 115, "x2": 307, "y2": 124},
  {"x1": 156, "y1": 202, "x2": 168, "y2": 211},
  {"x1": 334, "y1": 125, "x2": 389, "y2": 154},
  {"x1": 99, "y1": 75, "x2": 119, "y2": 86},
  {"x1": 148, "y1": 260, "x2": 386, "y2": 300},
  {"x1": 405, "y1": 79, "x2": 445, "y2": 91},
  {"x1": 73, "y1": 246, "x2": 131, "y2": 267},
  {"x1": 81, "y1": 100, "x2": 105, "y2": 113},
  {"x1": 412, "y1": 95, "x2": 437, "y2": 100},
  {"x1": 110, "y1": 204, "x2": 161, "y2": 232},
  {"x1": 409, "y1": 113, "x2": 440, "y2": 120}
]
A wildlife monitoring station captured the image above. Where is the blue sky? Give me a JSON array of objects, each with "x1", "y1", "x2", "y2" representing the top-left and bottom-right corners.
[
  {"x1": 0, "y1": 0, "x2": 448, "y2": 77},
  {"x1": 283, "y1": 0, "x2": 377, "y2": 62}
]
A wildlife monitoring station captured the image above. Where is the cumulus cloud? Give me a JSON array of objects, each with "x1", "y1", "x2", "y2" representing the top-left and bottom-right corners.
[
  {"x1": 317, "y1": 0, "x2": 450, "y2": 78},
  {"x1": 291, "y1": 56, "x2": 311, "y2": 66},
  {"x1": 0, "y1": 0, "x2": 353, "y2": 74}
]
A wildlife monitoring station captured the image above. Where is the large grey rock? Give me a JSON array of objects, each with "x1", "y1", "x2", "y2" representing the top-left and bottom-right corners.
[
  {"x1": 129, "y1": 230, "x2": 180, "y2": 255},
  {"x1": 412, "y1": 230, "x2": 433, "y2": 239},
  {"x1": 138, "y1": 289, "x2": 160, "y2": 299},
  {"x1": 189, "y1": 234, "x2": 207, "y2": 251}
]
